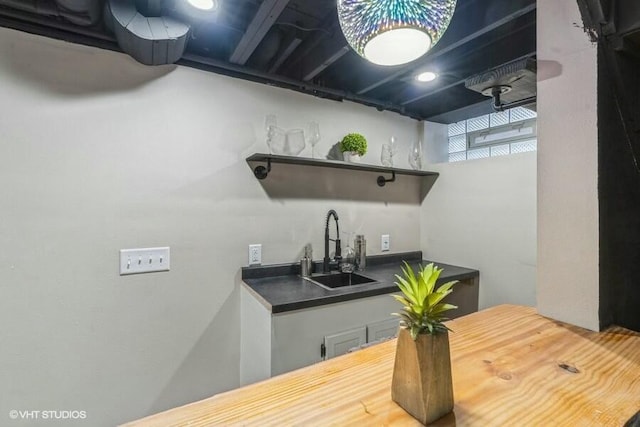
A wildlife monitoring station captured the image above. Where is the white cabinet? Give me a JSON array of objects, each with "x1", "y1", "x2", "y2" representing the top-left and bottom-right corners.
[
  {"x1": 239, "y1": 275, "x2": 478, "y2": 386},
  {"x1": 323, "y1": 327, "x2": 367, "y2": 360},
  {"x1": 367, "y1": 317, "x2": 400, "y2": 343},
  {"x1": 321, "y1": 318, "x2": 400, "y2": 360},
  {"x1": 240, "y1": 289, "x2": 399, "y2": 385}
]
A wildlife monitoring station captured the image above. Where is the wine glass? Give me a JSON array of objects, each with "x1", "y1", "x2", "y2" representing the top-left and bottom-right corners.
[
  {"x1": 265, "y1": 115, "x2": 277, "y2": 152},
  {"x1": 408, "y1": 139, "x2": 423, "y2": 170},
  {"x1": 307, "y1": 121, "x2": 321, "y2": 158},
  {"x1": 381, "y1": 136, "x2": 398, "y2": 166},
  {"x1": 265, "y1": 114, "x2": 286, "y2": 154}
]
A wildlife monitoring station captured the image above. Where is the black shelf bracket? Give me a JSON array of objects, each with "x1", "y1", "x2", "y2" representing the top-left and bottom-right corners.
[
  {"x1": 377, "y1": 171, "x2": 396, "y2": 187},
  {"x1": 253, "y1": 158, "x2": 272, "y2": 180}
]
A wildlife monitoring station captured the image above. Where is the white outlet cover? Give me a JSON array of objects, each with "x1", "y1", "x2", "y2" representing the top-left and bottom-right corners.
[
  {"x1": 381, "y1": 235, "x2": 390, "y2": 252},
  {"x1": 249, "y1": 244, "x2": 262, "y2": 265},
  {"x1": 120, "y1": 247, "x2": 170, "y2": 275}
]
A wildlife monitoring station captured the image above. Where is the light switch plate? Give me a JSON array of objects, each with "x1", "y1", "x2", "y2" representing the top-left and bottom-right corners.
[
  {"x1": 381, "y1": 235, "x2": 390, "y2": 252},
  {"x1": 120, "y1": 247, "x2": 170, "y2": 275}
]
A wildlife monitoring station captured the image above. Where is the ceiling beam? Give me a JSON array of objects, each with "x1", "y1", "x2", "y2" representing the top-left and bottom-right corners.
[
  {"x1": 180, "y1": 52, "x2": 417, "y2": 119},
  {"x1": 229, "y1": 0, "x2": 290, "y2": 65},
  {"x1": 280, "y1": 8, "x2": 337, "y2": 75},
  {"x1": 301, "y1": 33, "x2": 350, "y2": 81},
  {"x1": 268, "y1": 30, "x2": 303, "y2": 73},
  {"x1": 356, "y1": 2, "x2": 536, "y2": 96}
]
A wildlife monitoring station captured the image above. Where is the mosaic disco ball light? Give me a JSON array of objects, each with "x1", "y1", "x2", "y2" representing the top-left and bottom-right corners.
[{"x1": 337, "y1": 0, "x2": 457, "y2": 66}]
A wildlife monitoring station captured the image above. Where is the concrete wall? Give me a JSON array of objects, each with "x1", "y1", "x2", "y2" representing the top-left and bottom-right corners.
[
  {"x1": 420, "y1": 153, "x2": 537, "y2": 309},
  {"x1": 536, "y1": 0, "x2": 600, "y2": 331},
  {"x1": 0, "y1": 28, "x2": 423, "y2": 426}
]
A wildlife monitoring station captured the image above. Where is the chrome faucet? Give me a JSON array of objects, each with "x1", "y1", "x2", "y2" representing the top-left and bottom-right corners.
[{"x1": 323, "y1": 210, "x2": 342, "y2": 273}]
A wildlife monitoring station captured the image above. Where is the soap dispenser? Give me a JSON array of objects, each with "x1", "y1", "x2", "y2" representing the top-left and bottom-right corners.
[
  {"x1": 300, "y1": 244, "x2": 313, "y2": 277},
  {"x1": 354, "y1": 235, "x2": 366, "y2": 271}
]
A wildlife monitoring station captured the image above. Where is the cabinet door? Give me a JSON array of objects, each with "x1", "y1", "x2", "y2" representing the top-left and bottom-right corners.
[
  {"x1": 367, "y1": 318, "x2": 399, "y2": 343},
  {"x1": 323, "y1": 327, "x2": 366, "y2": 360}
]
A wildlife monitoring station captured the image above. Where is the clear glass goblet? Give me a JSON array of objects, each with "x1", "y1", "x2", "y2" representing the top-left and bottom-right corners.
[{"x1": 307, "y1": 121, "x2": 321, "y2": 158}]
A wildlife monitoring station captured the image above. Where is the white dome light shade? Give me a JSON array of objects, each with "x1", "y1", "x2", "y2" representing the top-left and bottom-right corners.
[
  {"x1": 364, "y1": 28, "x2": 431, "y2": 66},
  {"x1": 416, "y1": 71, "x2": 438, "y2": 82},
  {"x1": 187, "y1": 0, "x2": 216, "y2": 11},
  {"x1": 338, "y1": 0, "x2": 457, "y2": 66}
]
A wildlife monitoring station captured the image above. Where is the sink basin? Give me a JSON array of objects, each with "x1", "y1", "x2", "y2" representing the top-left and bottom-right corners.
[{"x1": 305, "y1": 272, "x2": 377, "y2": 290}]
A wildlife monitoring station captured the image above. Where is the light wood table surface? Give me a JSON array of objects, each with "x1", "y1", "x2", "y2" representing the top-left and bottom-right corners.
[{"x1": 122, "y1": 305, "x2": 640, "y2": 426}]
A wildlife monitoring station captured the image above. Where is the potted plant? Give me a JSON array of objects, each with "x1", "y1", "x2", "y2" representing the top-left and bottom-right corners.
[
  {"x1": 339, "y1": 133, "x2": 367, "y2": 162},
  {"x1": 391, "y1": 262, "x2": 458, "y2": 425}
]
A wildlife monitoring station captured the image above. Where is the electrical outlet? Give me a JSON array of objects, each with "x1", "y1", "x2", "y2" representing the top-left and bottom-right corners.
[
  {"x1": 120, "y1": 247, "x2": 170, "y2": 275},
  {"x1": 381, "y1": 235, "x2": 390, "y2": 252},
  {"x1": 249, "y1": 244, "x2": 262, "y2": 265}
]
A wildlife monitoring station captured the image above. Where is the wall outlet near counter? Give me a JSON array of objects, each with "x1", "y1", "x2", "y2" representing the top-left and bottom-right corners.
[
  {"x1": 249, "y1": 244, "x2": 262, "y2": 265},
  {"x1": 381, "y1": 235, "x2": 390, "y2": 252}
]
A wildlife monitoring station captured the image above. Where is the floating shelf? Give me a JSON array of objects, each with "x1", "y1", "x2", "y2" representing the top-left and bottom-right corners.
[{"x1": 246, "y1": 153, "x2": 438, "y2": 187}]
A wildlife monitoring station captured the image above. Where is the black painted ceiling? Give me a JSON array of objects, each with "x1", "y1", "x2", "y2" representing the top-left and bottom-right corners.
[{"x1": 0, "y1": 0, "x2": 537, "y2": 122}]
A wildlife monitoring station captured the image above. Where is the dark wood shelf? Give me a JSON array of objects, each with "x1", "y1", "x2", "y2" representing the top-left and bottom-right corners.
[{"x1": 246, "y1": 153, "x2": 438, "y2": 187}]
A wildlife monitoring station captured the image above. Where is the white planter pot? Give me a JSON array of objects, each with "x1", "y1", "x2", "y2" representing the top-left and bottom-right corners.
[{"x1": 343, "y1": 152, "x2": 361, "y2": 163}]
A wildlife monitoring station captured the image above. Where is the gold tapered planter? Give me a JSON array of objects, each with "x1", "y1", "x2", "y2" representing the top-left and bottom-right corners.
[{"x1": 391, "y1": 328, "x2": 454, "y2": 424}]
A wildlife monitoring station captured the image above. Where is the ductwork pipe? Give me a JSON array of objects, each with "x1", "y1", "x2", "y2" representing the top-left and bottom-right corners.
[{"x1": 107, "y1": 0, "x2": 190, "y2": 65}]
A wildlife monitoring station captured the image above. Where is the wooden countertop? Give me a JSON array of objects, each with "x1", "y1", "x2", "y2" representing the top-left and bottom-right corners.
[{"x1": 122, "y1": 305, "x2": 640, "y2": 426}]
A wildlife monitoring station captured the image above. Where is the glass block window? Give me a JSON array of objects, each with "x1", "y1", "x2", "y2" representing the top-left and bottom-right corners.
[
  {"x1": 466, "y1": 115, "x2": 489, "y2": 132},
  {"x1": 468, "y1": 147, "x2": 491, "y2": 160},
  {"x1": 490, "y1": 144, "x2": 511, "y2": 157},
  {"x1": 511, "y1": 139, "x2": 538, "y2": 154},
  {"x1": 490, "y1": 111, "x2": 510, "y2": 127},
  {"x1": 448, "y1": 120, "x2": 466, "y2": 137},
  {"x1": 448, "y1": 135, "x2": 466, "y2": 153},
  {"x1": 449, "y1": 152, "x2": 466, "y2": 162},
  {"x1": 510, "y1": 106, "x2": 537, "y2": 122},
  {"x1": 446, "y1": 106, "x2": 537, "y2": 162}
]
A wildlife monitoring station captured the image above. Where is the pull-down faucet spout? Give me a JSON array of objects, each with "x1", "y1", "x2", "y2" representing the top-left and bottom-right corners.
[{"x1": 323, "y1": 210, "x2": 341, "y2": 273}]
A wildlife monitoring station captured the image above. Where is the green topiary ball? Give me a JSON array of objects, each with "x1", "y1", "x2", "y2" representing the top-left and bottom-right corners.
[{"x1": 340, "y1": 133, "x2": 368, "y2": 156}]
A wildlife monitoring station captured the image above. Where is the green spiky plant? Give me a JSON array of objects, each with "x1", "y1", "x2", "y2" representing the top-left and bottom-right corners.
[{"x1": 393, "y1": 262, "x2": 458, "y2": 340}]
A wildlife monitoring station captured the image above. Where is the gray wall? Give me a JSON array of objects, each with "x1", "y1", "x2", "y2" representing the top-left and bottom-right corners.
[
  {"x1": 0, "y1": 27, "x2": 424, "y2": 426},
  {"x1": 420, "y1": 153, "x2": 537, "y2": 309},
  {"x1": 536, "y1": 0, "x2": 600, "y2": 331}
]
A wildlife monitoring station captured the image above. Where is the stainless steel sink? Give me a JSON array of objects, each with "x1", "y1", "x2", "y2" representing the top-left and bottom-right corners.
[{"x1": 304, "y1": 272, "x2": 377, "y2": 290}]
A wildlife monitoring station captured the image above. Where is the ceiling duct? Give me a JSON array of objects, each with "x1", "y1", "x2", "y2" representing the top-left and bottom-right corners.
[
  {"x1": 107, "y1": 0, "x2": 189, "y2": 65},
  {"x1": 465, "y1": 56, "x2": 537, "y2": 111}
]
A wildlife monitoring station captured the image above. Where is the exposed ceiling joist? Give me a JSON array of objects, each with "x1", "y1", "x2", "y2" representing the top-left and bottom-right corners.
[
  {"x1": 180, "y1": 51, "x2": 413, "y2": 118},
  {"x1": 229, "y1": 0, "x2": 290, "y2": 65},
  {"x1": 356, "y1": 2, "x2": 537, "y2": 96},
  {"x1": 302, "y1": 34, "x2": 349, "y2": 81},
  {"x1": 280, "y1": 8, "x2": 337, "y2": 75},
  {"x1": 0, "y1": 0, "x2": 537, "y2": 122},
  {"x1": 268, "y1": 30, "x2": 302, "y2": 73}
]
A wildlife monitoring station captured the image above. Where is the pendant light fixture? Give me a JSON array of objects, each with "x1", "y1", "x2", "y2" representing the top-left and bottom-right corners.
[{"x1": 337, "y1": 0, "x2": 457, "y2": 66}]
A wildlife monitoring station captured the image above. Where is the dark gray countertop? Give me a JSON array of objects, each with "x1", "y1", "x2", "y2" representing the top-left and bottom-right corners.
[{"x1": 241, "y1": 251, "x2": 479, "y2": 314}]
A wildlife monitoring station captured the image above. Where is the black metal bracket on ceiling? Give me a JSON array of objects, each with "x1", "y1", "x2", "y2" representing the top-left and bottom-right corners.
[
  {"x1": 253, "y1": 158, "x2": 271, "y2": 180},
  {"x1": 377, "y1": 171, "x2": 396, "y2": 187}
]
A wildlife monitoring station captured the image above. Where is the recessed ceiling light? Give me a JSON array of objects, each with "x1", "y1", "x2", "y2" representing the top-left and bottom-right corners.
[
  {"x1": 416, "y1": 71, "x2": 438, "y2": 82},
  {"x1": 187, "y1": 0, "x2": 216, "y2": 11}
]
